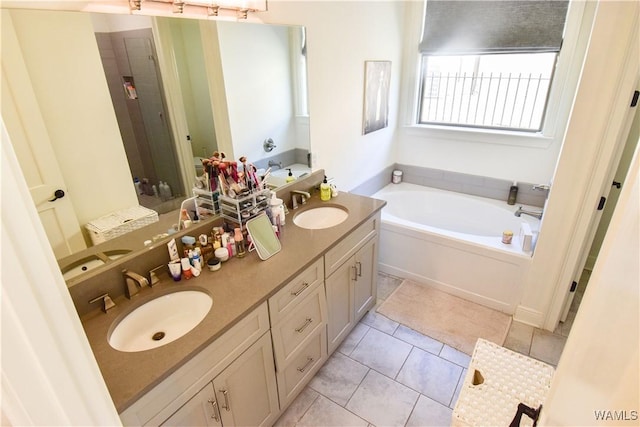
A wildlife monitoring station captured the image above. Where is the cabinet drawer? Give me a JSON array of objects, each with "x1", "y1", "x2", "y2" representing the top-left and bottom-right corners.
[
  {"x1": 271, "y1": 282, "x2": 326, "y2": 369},
  {"x1": 325, "y1": 215, "x2": 378, "y2": 276},
  {"x1": 276, "y1": 328, "x2": 326, "y2": 408},
  {"x1": 268, "y1": 257, "x2": 324, "y2": 325}
]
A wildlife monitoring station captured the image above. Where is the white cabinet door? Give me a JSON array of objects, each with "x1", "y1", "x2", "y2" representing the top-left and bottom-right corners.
[
  {"x1": 325, "y1": 258, "x2": 355, "y2": 354},
  {"x1": 213, "y1": 332, "x2": 279, "y2": 427},
  {"x1": 354, "y1": 237, "x2": 377, "y2": 321},
  {"x1": 161, "y1": 383, "x2": 222, "y2": 427}
]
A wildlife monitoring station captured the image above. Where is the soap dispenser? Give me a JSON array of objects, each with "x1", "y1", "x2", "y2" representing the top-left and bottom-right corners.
[
  {"x1": 320, "y1": 176, "x2": 331, "y2": 201},
  {"x1": 285, "y1": 168, "x2": 296, "y2": 183}
]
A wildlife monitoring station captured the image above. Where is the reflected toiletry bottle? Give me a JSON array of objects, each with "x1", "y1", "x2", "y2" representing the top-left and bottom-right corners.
[
  {"x1": 286, "y1": 168, "x2": 295, "y2": 183},
  {"x1": 234, "y1": 228, "x2": 246, "y2": 258},
  {"x1": 508, "y1": 181, "x2": 518, "y2": 205}
]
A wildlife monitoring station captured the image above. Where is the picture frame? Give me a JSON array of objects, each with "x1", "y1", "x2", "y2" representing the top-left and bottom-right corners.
[{"x1": 362, "y1": 60, "x2": 391, "y2": 135}]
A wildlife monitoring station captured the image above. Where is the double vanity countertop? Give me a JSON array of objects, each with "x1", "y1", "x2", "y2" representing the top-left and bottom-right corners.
[{"x1": 79, "y1": 191, "x2": 386, "y2": 413}]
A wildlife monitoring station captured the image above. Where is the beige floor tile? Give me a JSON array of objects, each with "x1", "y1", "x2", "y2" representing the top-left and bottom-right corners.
[
  {"x1": 406, "y1": 395, "x2": 453, "y2": 427},
  {"x1": 530, "y1": 329, "x2": 566, "y2": 366},
  {"x1": 298, "y1": 395, "x2": 368, "y2": 427},
  {"x1": 503, "y1": 320, "x2": 534, "y2": 356},
  {"x1": 393, "y1": 324, "x2": 444, "y2": 355},
  {"x1": 346, "y1": 370, "x2": 419, "y2": 427},
  {"x1": 396, "y1": 347, "x2": 463, "y2": 406},
  {"x1": 273, "y1": 387, "x2": 319, "y2": 427},
  {"x1": 337, "y1": 322, "x2": 370, "y2": 356},
  {"x1": 308, "y1": 352, "x2": 369, "y2": 406},
  {"x1": 450, "y1": 368, "x2": 466, "y2": 409},
  {"x1": 377, "y1": 273, "x2": 403, "y2": 301},
  {"x1": 440, "y1": 345, "x2": 471, "y2": 368},
  {"x1": 362, "y1": 307, "x2": 399, "y2": 335},
  {"x1": 350, "y1": 328, "x2": 412, "y2": 378}
]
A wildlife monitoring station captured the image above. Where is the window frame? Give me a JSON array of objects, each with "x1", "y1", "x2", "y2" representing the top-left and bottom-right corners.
[{"x1": 399, "y1": 0, "x2": 594, "y2": 148}]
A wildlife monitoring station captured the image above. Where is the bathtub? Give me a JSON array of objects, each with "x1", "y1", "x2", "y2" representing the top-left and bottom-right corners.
[{"x1": 372, "y1": 183, "x2": 540, "y2": 314}]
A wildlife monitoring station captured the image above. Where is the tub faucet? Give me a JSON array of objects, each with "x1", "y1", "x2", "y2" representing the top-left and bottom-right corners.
[
  {"x1": 268, "y1": 160, "x2": 283, "y2": 169},
  {"x1": 291, "y1": 190, "x2": 311, "y2": 209},
  {"x1": 123, "y1": 269, "x2": 149, "y2": 299},
  {"x1": 514, "y1": 206, "x2": 543, "y2": 220},
  {"x1": 532, "y1": 184, "x2": 550, "y2": 191}
]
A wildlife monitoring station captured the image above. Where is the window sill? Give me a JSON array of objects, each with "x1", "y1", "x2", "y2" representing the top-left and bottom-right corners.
[{"x1": 401, "y1": 123, "x2": 555, "y2": 149}]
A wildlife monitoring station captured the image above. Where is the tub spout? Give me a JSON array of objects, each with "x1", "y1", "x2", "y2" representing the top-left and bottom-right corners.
[{"x1": 514, "y1": 206, "x2": 543, "y2": 220}]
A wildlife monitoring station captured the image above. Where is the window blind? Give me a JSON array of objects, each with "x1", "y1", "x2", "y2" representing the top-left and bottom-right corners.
[{"x1": 420, "y1": 0, "x2": 569, "y2": 54}]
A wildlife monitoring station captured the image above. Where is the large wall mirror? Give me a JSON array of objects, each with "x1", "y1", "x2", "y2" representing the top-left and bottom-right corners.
[{"x1": 1, "y1": 7, "x2": 311, "y2": 282}]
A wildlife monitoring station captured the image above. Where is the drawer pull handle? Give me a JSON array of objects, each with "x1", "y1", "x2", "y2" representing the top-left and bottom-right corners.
[
  {"x1": 295, "y1": 318, "x2": 313, "y2": 333},
  {"x1": 297, "y1": 357, "x2": 315, "y2": 373},
  {"x1": 291, "y1": 282, "x2": 310, "y2": 296},
  {"x1": 219, "y1": 389, "x2": 231, "y2": 411},
  {"x1": 352, "y1": 265, "x2": 358, "y2": 281},
  {"x1": 208, "y1": 398, "x2": 221, "y2": 421},
  {"x1": 356, "y1": 261, "x2": 362, "y2": 277}
]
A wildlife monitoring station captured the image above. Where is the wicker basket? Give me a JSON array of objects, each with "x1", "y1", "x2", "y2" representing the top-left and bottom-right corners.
[
  {"x1": 85, "y1": 206, "x2": 159, "y2": 245},
  {"x1": 452, "y1": 339, "x2": 555, "y2": 427}
]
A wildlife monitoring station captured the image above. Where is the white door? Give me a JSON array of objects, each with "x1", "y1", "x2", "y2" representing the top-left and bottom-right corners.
[
  {"x1": 161, "y1": 383, "x2": 223, "y2": 427},
  {"x1": 1, "y1": 11, "x2": 85, "y2": 259}
]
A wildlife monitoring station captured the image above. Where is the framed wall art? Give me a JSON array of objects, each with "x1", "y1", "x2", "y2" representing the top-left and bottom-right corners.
[{"x1": 362, "y1": 60, "x2": 391, "y2": 135}]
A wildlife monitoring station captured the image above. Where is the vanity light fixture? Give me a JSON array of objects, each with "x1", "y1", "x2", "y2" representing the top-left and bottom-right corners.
[
  {"x1": 173, "y1": 0, "x2": 185, "y2": 13},
  {"x1": 129, "y1": 0, "x2": 266, "y2": 20}
]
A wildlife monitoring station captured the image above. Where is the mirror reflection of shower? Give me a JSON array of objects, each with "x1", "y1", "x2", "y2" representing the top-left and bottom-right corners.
[{"x1": 94, "y1": 23, "x2": 185, "y2": 214}]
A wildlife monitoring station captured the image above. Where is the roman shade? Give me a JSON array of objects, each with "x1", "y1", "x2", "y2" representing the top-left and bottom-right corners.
[{"x1": 420, "y1": 0, "x2": 570, "y2": 54}]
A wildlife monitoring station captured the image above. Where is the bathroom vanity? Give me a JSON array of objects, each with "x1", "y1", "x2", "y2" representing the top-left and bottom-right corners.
[{"x1": 75, "y1": 187, "x2": 385, "y2": 426}]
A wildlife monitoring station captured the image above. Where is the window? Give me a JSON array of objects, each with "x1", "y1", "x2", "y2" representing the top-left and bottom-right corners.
[{"x1": 418, "y1": 1, "x2": 569, "y2": 132}]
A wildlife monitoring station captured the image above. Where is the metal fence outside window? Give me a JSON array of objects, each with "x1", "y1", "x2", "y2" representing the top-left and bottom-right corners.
[{"x1": 419, "y1": 72, "x2": 551, "y2": 132}]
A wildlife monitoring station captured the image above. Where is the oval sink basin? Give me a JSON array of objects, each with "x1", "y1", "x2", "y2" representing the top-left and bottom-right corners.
[
  {"x1": 61, "y1": 256, "x2": 106, "y2": 280},
  {"x1": 108, "y1": 289, "x2": 212, "y2": 352},
  {"x1": 293, "y1": 206, "x2": 349, "y2": 229}
]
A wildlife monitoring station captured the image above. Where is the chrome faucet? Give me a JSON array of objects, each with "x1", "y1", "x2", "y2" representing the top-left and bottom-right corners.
[
  {"x1": 532, "y1": 184, "x2": 550, "y2": 191},
  {"x1": 268, "y1": 160, "x2": 283, "y2": 169},
  {"x1": 514, "y1": 206, "x2": 543, "y2": 220},
  {"x1": 291, "y1": 190, "x2": 311, "y2": 209},
  {"x1": 123, "y1": 269, "x2": 149, "y2": 299}
]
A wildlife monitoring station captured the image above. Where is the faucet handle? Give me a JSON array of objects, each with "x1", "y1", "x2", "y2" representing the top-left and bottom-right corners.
[
  {"x1": 89, "y1": 293, "x2": 116, "y2": 313},
  {"x1": 149, "y1": 265, "x2": 164, "y2": 287}
]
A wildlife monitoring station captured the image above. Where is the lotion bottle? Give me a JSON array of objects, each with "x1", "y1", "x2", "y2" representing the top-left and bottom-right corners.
[
  {"x1": 320, "y1": 176, "x2": 331, "y2": 201},
  {"x1": 507, "y1": 181, "x2": 518, "y2": 205}
]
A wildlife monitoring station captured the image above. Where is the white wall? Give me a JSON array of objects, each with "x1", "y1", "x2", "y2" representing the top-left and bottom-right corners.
[
  {"x1": 393, "y1": 1, "x2": 596, "y2": 185},
  {"x1": 218, "y1": 21, "x2": 297, "y2": 163},
  {"x1": 259, "y1": 1, "x2": 404, "y2": 189},
  {"x1": 515, "y1": 1, "x2": 639, "y2": 329},
  {"x1": 540, "y1": 140, "x2": 639, "y2": 426}
]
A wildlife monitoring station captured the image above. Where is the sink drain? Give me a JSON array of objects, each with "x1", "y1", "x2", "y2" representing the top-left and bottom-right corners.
[{"x1": 152, "y1": 331, "x2": 166, "y2": 341}]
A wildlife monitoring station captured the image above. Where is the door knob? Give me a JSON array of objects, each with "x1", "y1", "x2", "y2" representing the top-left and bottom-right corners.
[{"x1": 49, "y1": 189, "x2": 65, "y2": 202}]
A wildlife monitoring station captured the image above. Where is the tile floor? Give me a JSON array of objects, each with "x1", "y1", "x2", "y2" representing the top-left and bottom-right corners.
[{"x1": 274, "y1": 272, "x2": 571, "y2": 427}]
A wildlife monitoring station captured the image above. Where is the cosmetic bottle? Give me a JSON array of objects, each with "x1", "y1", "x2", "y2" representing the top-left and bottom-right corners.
[
  {"x1": 507, "y1": 181, "x2": 518, "y2": 205},
  {"x1": 320, "y1": 175, "x2": 331, "y2": 201},
  {"x1": 234, "y1": 228, "x2": 246, "y2": 258}
]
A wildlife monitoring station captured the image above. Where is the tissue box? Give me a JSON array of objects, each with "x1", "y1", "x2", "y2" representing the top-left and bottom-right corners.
[{"x1": 519, "y1": 223, "x2": 533, "y2": 252}]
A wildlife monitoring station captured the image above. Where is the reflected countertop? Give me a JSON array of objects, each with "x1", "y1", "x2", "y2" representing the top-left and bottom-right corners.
[{"x1": 79, "y1": 190, "x2": 386, "y2": 413}]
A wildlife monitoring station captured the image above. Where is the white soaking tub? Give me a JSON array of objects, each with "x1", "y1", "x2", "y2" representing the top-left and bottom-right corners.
[{"x1": 372, "y1": 182, "x2": 540, "y2": 314}]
